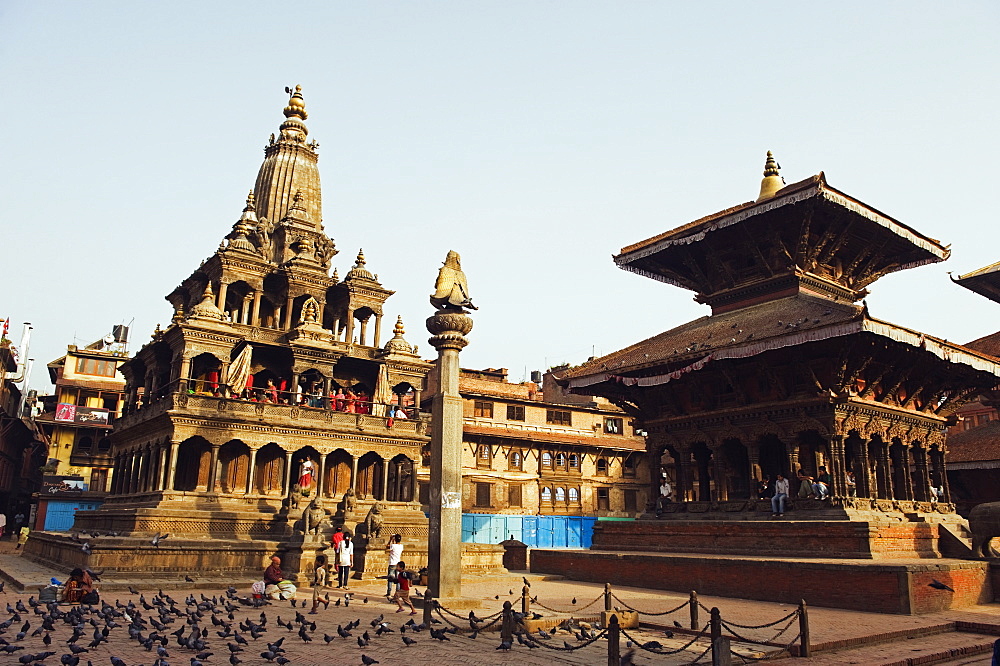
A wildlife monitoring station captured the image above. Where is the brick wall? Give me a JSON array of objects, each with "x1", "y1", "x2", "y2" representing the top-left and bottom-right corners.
[
  {"x1": 591, "y1": 520, "x2": 940, "y2": 559},
  {"x1": 530, "y1": 550, "x2": 992, "y2": 614}
]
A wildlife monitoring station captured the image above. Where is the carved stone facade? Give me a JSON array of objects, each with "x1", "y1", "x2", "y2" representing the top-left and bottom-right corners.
[
  {"x1": 23, "y1": 87, "x2": 443, "y2": 582},
  {"x1": 561, "y1": 156, "x2": 1000, "y2": 528}
]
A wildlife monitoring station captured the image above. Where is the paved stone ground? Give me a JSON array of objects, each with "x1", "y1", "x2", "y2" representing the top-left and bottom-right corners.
[{"x1": 0, "y1": 538, "x2": 997, "y2": 665}]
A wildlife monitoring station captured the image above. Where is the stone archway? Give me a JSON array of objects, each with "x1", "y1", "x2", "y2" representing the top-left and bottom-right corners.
[
  {"x1": 356, "y1": 452, "x2": 384, "y2": 500},
  {"x1": 255, "y1": 443, "x2": 286, "y2": 495},
  {"x1": 219, "y1": 439, "x2": 251, "y2": 494}
]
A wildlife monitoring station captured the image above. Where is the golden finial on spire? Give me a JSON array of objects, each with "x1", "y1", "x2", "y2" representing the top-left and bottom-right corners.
[
  {"x1": 756, "y1": 150, "x2": 786, "y2": 202},
  {"x1": 394, "y1": 315, "x2": 405, "y2": 336},
  {"x1": 356, "y1": 248, "x2": 366, "y2": 266},
  {"x1": 283, "y1": 85, "x2": 308, "y2": 120},
  {"x1": 244, "y1": 191, "x2": 256, "y2": 211},
  {"x1": 332, "y1": 268, "x2": 340, "y2": 282}
]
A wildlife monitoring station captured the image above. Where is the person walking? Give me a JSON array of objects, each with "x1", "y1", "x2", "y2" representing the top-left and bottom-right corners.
[
  {"x1": 310, "y1": 555, "x2": 331, "y2": 614},
  {"x1": 385, "y1": 534, "x2": 404, "y2": 599},
  {"x1": 392, "y1": 561, "x2": 417, "y2": 615},
  {"x1": 771, "y1": 473, "x2": 789, "y2": 517},
  {"x1": 336, "y1": 534, "x2": 354, "y2": 589}
]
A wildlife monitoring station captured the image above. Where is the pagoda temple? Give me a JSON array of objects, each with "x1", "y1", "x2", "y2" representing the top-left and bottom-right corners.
[
  {"x1": 561, "y1": 153, "x2": 1000, "y2": 529},
  {"x1": 24, "y1": 87, "x2": 448, "y2": 582}
]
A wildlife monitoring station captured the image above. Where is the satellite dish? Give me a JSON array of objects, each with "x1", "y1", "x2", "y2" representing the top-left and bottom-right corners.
[{"x1": 103, "y1": 334, "x2": 116, "y2": 346}]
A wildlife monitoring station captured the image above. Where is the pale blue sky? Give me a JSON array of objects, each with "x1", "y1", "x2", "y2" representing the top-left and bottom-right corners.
[{"x1": 2, "y1": 2, "x2": 998, "y2": 391}]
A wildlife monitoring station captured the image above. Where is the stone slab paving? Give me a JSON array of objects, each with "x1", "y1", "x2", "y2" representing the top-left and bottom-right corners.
[{"x1": 0, "y1": 542, "x2": 998, "y2": 665}]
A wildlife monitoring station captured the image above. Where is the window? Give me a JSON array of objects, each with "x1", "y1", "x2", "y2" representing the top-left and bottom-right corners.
[
  {"x1": 597, "y1": 487, "x2": 610, "y2": 511},
  {"x1": 475, "y1": 482, "x2": 492, "y2": 507},
  {"x1": 77, "y1": 390, "x2": 98, "y2": 407},
  {"x1": 596, "y1": 458, "x2": 608, "y2": 475},
  {"x1": 568, "y1": 487, "x2": 580, "y2": 504},
  {"x1": 541, "y1": 486, "x2": 552, "y2": 503},
  {"x1": 541, "y1": 452, "x2": 552, "y2": 468},
  {"x1": 509, "y1": 451, "x2": 523, "y2": 470},
  {"x1": 506, "y1": 404, "x2": 525, "y2": 421},
  {"x1": 555, "y1": 487, "x2": 566, "y2": 502},
  {"x1": 90, "y1": 468, "x2": 108, "y2": 493},
  {"x1": 418, "y1": 482, "x2": 430, "y2": 505},
  {"x1": 474, "y1": 401, "x2": 494, "y2": 418},
  {"x1": 568, "y1": 454, "x2": 580, "y2": 470},
  {"x1": 508, "y1": 484, "x2": 522, "y2": 507},
  {"x1": 605, "y1": 417, "x2": 624, "y2": 434},
  {"x1": 555, "y1": 453, "x2": 567, "y2": 468},
  {"x1": 546, "y1": 410, "x2": 571, "y2": 426},
  {"x1": 623, "y1": 456, "x2": 637, "y2": 477},
  {"x1": 624, "y1": 489, "x2": 638, "y2": 512},
  {"x1": 76, "y1": 358, "x2": 117, "y2": 377},
  {"x1": 476, "y1": 444, "x2": 492, "y2": 469}
]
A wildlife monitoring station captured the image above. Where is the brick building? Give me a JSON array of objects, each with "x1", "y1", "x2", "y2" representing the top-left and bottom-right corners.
[{"x1": 420, "y1": 366, "x2": 648, "y2": 545}]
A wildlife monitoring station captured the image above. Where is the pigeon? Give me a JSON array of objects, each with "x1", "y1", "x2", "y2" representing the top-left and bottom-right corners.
[
  {"x1": 360, "y1": 656, "x2": 379, "y2": 665},
  {"x1": 664, "y1": 630, "x2": 674, "y2": 639},
  {"x1": 673, "y1": 620, "x2": 683, "y2": 628},
  {"x1": 522, "y1": 576, "x2": 530, "y2": 588},
  {"x1": 620, "y1": 648, "x2": 636, "y2": 665},
  {"x1": 111, "y1": 657, "x2": 127, "y2": 666},
  {"x1": 401, "y1": 635, "x2": 417, "y2": 646},
  {"x1": 929, "y1": 579, "x2": 955, "y2": 592},
  {"x1": 496, "y1": 640, "x2": 512, "y2": 651},
  {"x1": 185, "y1": 576, "x2": 195, "y2": 583},
  {"x1": 151, "y1": 533, "x2": 169, "y2": 547},
  {"x1": 128, "y1": 587, "x2": 139, "y2": 595},
  {"x1": 642, "y1": 640, "x2": 663, "y2": 650},
  {"x1": 571, "y1": 597, "x2": 577, "y2": 604}
]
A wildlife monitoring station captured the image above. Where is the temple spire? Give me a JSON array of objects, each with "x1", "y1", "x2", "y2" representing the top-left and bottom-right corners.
[
  {"x1": 756, "y1": 151, "x2": 785, "y2": 202},
  {"x1": 283, "y1": 85, "x2": 308, "y2": 120}
]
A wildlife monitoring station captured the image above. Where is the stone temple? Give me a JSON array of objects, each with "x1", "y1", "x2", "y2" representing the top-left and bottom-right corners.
[
  {"x1": 540, "y1": 154, "x2": 1000, "y2": 613},
  {"x1": 23, "y1": 87, "x2": 479, "y2": 582}
]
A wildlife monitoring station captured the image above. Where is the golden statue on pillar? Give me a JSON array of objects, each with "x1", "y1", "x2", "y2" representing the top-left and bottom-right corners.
[{"x1": 430, "y1": 250, "x2": 477, "y2": 311}]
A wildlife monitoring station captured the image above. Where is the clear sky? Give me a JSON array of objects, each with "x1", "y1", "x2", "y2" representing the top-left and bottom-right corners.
[{"x1": 2, "y1": 2, "x2": 999, "y2": 392}]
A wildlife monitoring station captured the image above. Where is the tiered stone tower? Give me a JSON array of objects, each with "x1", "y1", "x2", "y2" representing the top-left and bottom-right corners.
[{"x1": 25, "y1": 87, "x2": 434, "y2": 583}]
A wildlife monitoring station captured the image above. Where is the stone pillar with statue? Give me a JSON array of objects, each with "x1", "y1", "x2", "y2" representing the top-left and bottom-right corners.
[{"x1": 426, "y1": 250, "x2": 476, "y2": 602}]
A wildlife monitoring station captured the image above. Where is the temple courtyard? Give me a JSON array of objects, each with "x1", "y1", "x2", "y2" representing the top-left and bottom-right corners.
[{"x1": 0, "y1": 541, "x2": 997, "y2": 665}]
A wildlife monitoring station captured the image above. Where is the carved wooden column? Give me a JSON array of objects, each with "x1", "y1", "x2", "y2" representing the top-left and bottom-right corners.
[
  {"x1": 350, "y1": 455, "x2": 359, "y2": 493},
  {"x1": 827, "y1": 434, "x2": 847, "y2": 498},
  {"x1": 373, "y1": 313, "x2": 383, "y2": 348},
  {"x1": 111, "y1": 455, "x2": 123, "y2": 494},
  {"x1": 913, "y1": 444, "x2": 930, "y2": 502},
  {"x1": 646, "y1": 446, "x2": 662, "y2": 512},
  {"x1": 346, "y1": 309, "x2": 355, "y2": 344},
  {"x1": 675, "y1": 446, "x2": 693, "y2": 503},
  {"x1": 931, "y1": 445, "x2": 951, "y2": 503},
  {"x1": 787, "y1": 441, "x2": 800, "y2": 477},
  {"x1": 359, "y1": 317, "x2": 369, "y2": 346},
  {"x1": 873, "y1": 440, "x2": 891, "y2": 500},
  {"x1": 855, "y1": 439, "x2": 872, "y2": 498},
  {"x1": 130, "y1": 451, "x2": 142, "y2": 494},
  {"x1": 207, "y1": 444, "x2": 221, "y2": 493},
  {"x1": 897, "y1": 443, "x2": 914, "y2": 501},
  {"x1": 246, "y1": 448, "x2": 258, "y2": 495},
  {"x1": 158, "y1": 444, "x2": 170, "y2": 491},
  {"x1": 710, "y1": 447, "x2": 728, "y2": 501}
]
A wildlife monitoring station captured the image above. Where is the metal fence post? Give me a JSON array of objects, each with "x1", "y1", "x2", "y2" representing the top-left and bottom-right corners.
[
  {"x1": 522, "y1": 585, "x2": 530, "y2": 616},
  {"x1": 690, "y1": 590, "x2": 699, "y2": 630},
  {"x1": 710, "y1": 607, "x2": 731, "y2": 666},
  {"x1": 422, "y1": 592, "x2": 434, "y2": 626},
  {"x1": 798, "y1": 599, "x2": 810, "y2": 658},
  {"x1": 606, "y1": 613, "x2": 620, "y2": 666},
  {"x1": 605, "y1": 582, "x2": 612, "y2": 612},
  {"x1": 501, "y1": 601, "x2": 514, "y2": 645}
]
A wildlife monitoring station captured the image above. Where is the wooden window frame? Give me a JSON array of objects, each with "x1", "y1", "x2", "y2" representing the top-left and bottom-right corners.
[
  {"x1": 546, "y1": 409, "x2": 571, "y2": 426},
  {"x1": 506, "y1": 404, "x2": 525, "y2": 421},
  {"x1": 473, "y1": 400, "x2": 494, "y2": 418}
]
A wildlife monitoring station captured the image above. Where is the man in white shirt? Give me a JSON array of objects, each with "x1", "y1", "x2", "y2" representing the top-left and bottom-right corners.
[
  {"x1": 771, "y1": 474, "x2": 790, "y2": 517},
  {"x1": 337, "y1": 535, "x2": 354, "y2": 589},
  {"x1": 656, "y1": 479, "x2": 672, "y2": 515},
  {"x1": 385, "y1": 534, "x2": 404, "y2": 598}
]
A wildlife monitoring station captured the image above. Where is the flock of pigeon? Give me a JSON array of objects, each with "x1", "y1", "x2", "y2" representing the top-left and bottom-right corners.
[{"x1": 0, "y1": 578, "x2": 649, "y2": 666}]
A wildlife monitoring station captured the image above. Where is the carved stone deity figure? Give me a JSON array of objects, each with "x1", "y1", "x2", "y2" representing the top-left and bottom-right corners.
[
  {"x1": 314, "y1": 235, "x2": 335, "y2": 268},
  {"x1": 256, "y1": 217, "x2": 274, "y2": 260},
  {"x1": 340, "y1": 488, "x2": 356, "y2": 515},
  {"x1": 430, "y1": 250, "x2": 477, "y2": 311},
  {"x1": 288, "y1": 483, "x2": 304, "y2": 511},
  {"x1": 299, "y1": 297, "x2": 320, "y2": 325},
  {"x1": 362, "y1": 501, "x2": 385, "y2": 540},
  {"x1": 302, "y1": 498, "x2": 329, "y2": 536}
]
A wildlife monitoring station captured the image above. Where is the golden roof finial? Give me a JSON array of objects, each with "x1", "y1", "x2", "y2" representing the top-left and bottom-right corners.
[
  {"x1": 283, "y1": 85, "x2": 308, "y2": 120},
  {"x1": 356, "y1": 248, "x2": 366, "y2": 266},
  {"x1": 756, "y1": 150, "x2": 786, "y2": 202},
  {"x1": 332, "y1": 267, "x2": 340, "y2": 282},
  {"x1": 394, "y1": 315, "x2": 405, "y2": 336},
  {"x1": 244, "y1": 191, "x2": 256, "y2": 211}
]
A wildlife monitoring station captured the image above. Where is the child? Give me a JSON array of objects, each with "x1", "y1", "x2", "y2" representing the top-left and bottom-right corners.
[
  {"x1": 392, "y1": 561, "x2": 416, "y2": 615},
  {"x1": 309, "y1": 555, "x2": 330, "y2": 614},
  {"x1": 16, "y1": 526, "x2": 29, "y2": 549}
]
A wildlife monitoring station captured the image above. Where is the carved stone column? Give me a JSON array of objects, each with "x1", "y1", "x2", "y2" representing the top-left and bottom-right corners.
[
  {"x1": 874, "y1": 440, "x2": 891, "y2": 500},
  {"x1": 159, "y1": 444, "x2": 171, "y2": 491},
  {"x1": 426, "y1": 301, "x2": 474, "y2": 601},
  {"x1": 373, "y1": 313, "x2": 383, "y2": 348},
  {"x1": 207, "y1": 444, "x2": 221, "y2": 493},
  {"x1": 284, "y1": 294, "x2": 294, "y2": 330},
  {"x1": 246, "y1": 448, "x2": 258, "y2": 495},
  {"x1": 283, "y1": 450, "x2": 293, "y2": 496},
  {"x1": 787, "y1": 442, "x2": 800, "y2": 477},
  {"x1": 380, "y1": 458, "x2": 390, "y2": 501},
  {"x1": 217, "y1": 281, "x2": 229, "y2": 312},
  {"x1": 856, "y1": 439, "x2": 872, "y2": 499},
  {"x1": 346, "y1": 309, "x2": 355, "y2": 344},
  {"x1": 251, "y1": 289, "x2": 262, "y2": 326},
  {"x1": 166, "y1": 441, "x2": 180, "y2": 492},
  {"x1": 645, "y1": 445, "x2": 662, "y2": 512},
  {"x1": 359, "y1": 317, "x2": 369, "y2": 346},
  {"x1": 241, "y1": 295, "x2": 252, "y2": 325},
  {"x1": 111, "y1": 454, "x2": 124, "y2": 494},
  {"x1": 317, "y1": 453, "x2": 326, "y2": 498}
]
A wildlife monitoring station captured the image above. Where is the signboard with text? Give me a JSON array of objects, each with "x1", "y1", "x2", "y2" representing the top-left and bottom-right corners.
[
  {"x1": 54, "y1": 404, "x2": 110, "y2": 426},
  {"x1": 42, "y1": 475, "x2": 87, "y2": 495}
]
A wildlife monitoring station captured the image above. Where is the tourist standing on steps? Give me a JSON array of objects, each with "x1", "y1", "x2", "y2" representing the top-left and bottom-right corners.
[
  {"x1": 337, "y1": 534, "x2": 354, "y2": 589},
  {"x1": 771, "y1": 474, "x2": 789, "y2": 517},
  {"x1": 655, "y1": 479, "x2": 672, "y2": 515},
  {"x1": 385, "y1": 534, "x2": 404, "y2": 598}
]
